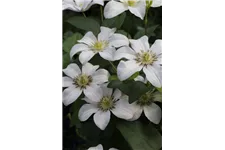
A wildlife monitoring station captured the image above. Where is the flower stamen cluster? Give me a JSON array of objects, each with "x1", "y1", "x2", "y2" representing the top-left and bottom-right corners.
[
  {"x1": 136, "y1": 51, "x2": 157, "y2": 65},
  {"x1": 98, "y1": 96, "x2": 115, "y2": 111},
  {"x1": 74, "y1": 74, "x2": 92, "y2": 89},
  {"x1": 92, "y1": 41, "x2": 109, "y2": 52}
]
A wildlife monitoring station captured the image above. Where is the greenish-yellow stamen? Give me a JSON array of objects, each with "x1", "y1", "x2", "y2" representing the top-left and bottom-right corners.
[
  {"x1": 74, "y1": 74, "x2": 92, "y2": 89},
  {"x1": 98, "y1": 96, "x2": 115, "y2": 111},
  {"x1": 137, "y1": 91, "x2": 154, "y2": 106},
  {"x1": 136, "y1": 51, "x2": 157, "y2": 65},
  {"x1": 92, "y1": 41, "x2": 108, "y2": 52},
  {"x1": 128, "y1": 0, "x2": 136, "y2": 6}
]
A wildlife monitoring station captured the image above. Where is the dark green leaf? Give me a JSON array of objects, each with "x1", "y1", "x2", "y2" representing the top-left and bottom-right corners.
[
  {"x1": 63, "y1": 31, "x2": 74, "y2": 39},
  {"x1": 70, "y1": 99, "x2": 85, "y2": 127},
  {"x1": 116, "y1": 30, "x2": 132, "y2": 39},
  {"x1": 67, "y1": 16, "x2": 100, "y2": 35},
  {"x1": 103, "y1": 12, "x2": 126, "y2": 29},
  {"x1": 146, "y1": 25, "x2": 159, "y2": 37},
  {"x1": 117, "y1": 121, "x2": 162, "y2": 150},
  {"x1": 108, "y1": 80, "x2": 152, "y2": 103},
  {"x1": 63, "y1": 32, "x2": 83, "y2": 53},
  {"x1": 63, "y1": 53, "x2": 70, "y2": 69}
]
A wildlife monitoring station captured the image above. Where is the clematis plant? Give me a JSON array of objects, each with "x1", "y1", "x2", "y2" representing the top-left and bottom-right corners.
[
  {"x1": 104, "y1": 0, "x2": 146, "y2": 20},
  {"x1": 63, "y1": 0, "x2": 104, "y2": 12}
]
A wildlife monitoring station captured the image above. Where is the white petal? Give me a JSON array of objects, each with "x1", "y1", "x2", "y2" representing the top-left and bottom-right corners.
[
  {"x1": 140, "y1": 36, "x2": 150, "y2": 51},
  {"x1": 62, "y1": 77, "x2": 74, "y2": 87},
  {"x1": 63, "y1": 86, "x2": 82, "y2": 106},
  {"x1": 86, "y1": 0, "x2": 104, "y2": 10},
  {"x1": 63, "y1": 0, "x2": 80, "y2": 11},
  {"x1": 114, "y1": 46, "x2": 136, "y2": 60},
  {"x1": 101, "y1": 84, "x2": 113, "y2": 97},
  {"x1": 94, "y1": 110, "x2": 111, "y2": 130},
  {"x1": 82, "y1": 62, "x2": 99, "y2": 76},
  {"x1": 111, "y1": 99, "x2": 133, "y2": 120},
  {"x1": 134, "y1": 75, "x2": 145, "y2": 83},
  {"x1": 79, "y1": 50, "x2": 95, "y2": 64},
  {"x1": 98, "y1": 26, "x2": 116, "y2": 41},
  {"x1": 151, "y1": 0, "x2": 162, "y2": 7},
  {"x1": 99, "y1": 47, "x2": 116, "y2": 61},
  {"x1": 109, "y1": 148, "x2": 119, "y2": 150},
  {"x1": 80, "y1": 0, "x2": 92, "y2": 11},
  {"x1": 88, "y1": 144, "x2": 103, "y2": 150},
  {"x1": 78, "y1": 31, "x2": 97, "y2": 46},
  {"x1": 112, "y1": 89, "x2": 122, "y2": 100},
  {"x1": 70, "y1": 44, "x2": 90, "y2": 59},
  {"x1": 109, "y1": 33, "x2": 129, "y2": 48},
  {"x1": 144, "y1": 103, "x2": 161, "y2": 124},
  {"x1": 92, "y1": 69, "x2": 110, "y2": 84},
  {"x1": 117, "y1": 60, "x2": 143, "y2": 81},
  {"x1": 128, "y1": 1, "x2": 146, "y2": 20},
  {"x1": 83, "y1": 84, "x2": 103, "y2": 102},
  {"x1": 63, "y1": 63, "x2": 81, "y2": 79},
  {"x1": 150, "y1": 39, "x2": 162, "y2": 55},
  {"x1": 78, "y1": 104, "x2": 98, "y2": 121},
  {"x1": 130, "y1": 36, "x2": 149, "y2": 53},
  {"x1": 143, "y1": 65, "x2": 162, "y2": 88},
  {"x1": 104, "y1": 0, "x2": 128, "y2": 19},
  {"x1": 128, "y1": 102, "x2": 143, "y2": 121},
  {"x1": 82, "y1": 97, "x2": 98, "y2": 105}
]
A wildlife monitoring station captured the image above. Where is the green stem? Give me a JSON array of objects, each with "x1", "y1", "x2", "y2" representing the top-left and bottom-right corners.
[
  {"x1": 82, "y1": 12, "x2": 86, "y2": 17},
  {"x1": 144, "y1": 8, "x2": 149, "y2": 34},
  {"x1": 108, "y1": 61, "x2": 117, "y2": 72},
  {"x1": 100, "y1": 6, "x2": 104, "y2": 24}
]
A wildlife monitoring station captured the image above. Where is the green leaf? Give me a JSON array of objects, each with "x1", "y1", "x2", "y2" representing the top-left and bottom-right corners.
[
  {"x1": 108, "y1": 80, "x2": 152, "y2": 103},
  {"x1": 67, "y1": 16, "x2": 100, "y2": 35},
  {"x1": 70, "y1": 99, "x2": 85, "y2": 127},
  {"x1": 63, "y1": 31, "x2": 73, "y2": 39},
  {"x1": 63, "y1": 53, "x2": 70, "y2": 69},
  {"x1": 146, "y1": 25, "x2": 159, "y2": 37},
  {"x1": 109, "y1": 75, "x2": 119, "y2": 81},
  {"x1": 63, "y1": 32, "x2": 83, "y2": 53},
  {"x1": 103, "y1": 12, "x2": 126, "y2": 29},
  {"x1": 117, "y1": 121, "x2": 162, "y2": 150},
  {"x1": 116, "y1": 30, "x2": 132, "y2": 39},
  {"x1": 134, "y1": 29, "x2": 145, "y2": 39}
]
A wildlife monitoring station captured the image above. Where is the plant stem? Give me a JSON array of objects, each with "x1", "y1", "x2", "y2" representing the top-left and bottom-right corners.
[
  {"x1": 144, "y1": 8, "x2": 149, "y2": 34},
  {"x1": 108, "y1": 61, "x2": 117, "y2": 72},
  {"x1": 100, "y1": 6, "x2": 104, "y2": 23},
  {"x1": 82, "y1": 12, "x2": 86, "y2": 17}
]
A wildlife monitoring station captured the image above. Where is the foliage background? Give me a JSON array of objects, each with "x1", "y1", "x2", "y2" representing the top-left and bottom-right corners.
[{"x1": 63, "y1": 3, "x2": 162, "y2": 150}]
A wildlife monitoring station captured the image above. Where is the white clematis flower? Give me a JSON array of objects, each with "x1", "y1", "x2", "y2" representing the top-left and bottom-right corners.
[
  {"x1": 115, "y1": 36, "x2": 162, "y2": 88},
  {"x1": 62, "y1": 63, "x2": 109, "y2": 106},
  {"x1": 129, "y1": 77, "x2": 162, "y2": 124},
  {"x1": 88, "y1": 144, "x2": 118, "y2": 150},
  {"x1": 70, "y1": 26, "x2": 129, "y2": 64},
  {"x1": 104, "y1": 0, "x2": 146, "y2": 20},
  {"x1": 63, "y1": 0, "x2": 104, "y2": 12},
  {"x1": 78, "y1": 85, "x2": 133, "y2": 130}
]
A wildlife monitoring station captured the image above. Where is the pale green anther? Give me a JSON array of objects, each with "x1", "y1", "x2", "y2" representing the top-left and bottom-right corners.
[
  {"x1": 136, "y1": 51, "x2": 157, "y2": 65},
  {"x1": 99, "y1": 96, "x2": 115, "y2": 111},
  {"x1": 137, "y1": 91, "x2": 154, "y2": 106},
  {"x1": 92, "y1": 41, "x2": 108, "y2": 52},
  {"x1": 128, "y1": 0, "x2": 136, "y2": 6},
  {"x1": 74, "y1": 74, "x2": 92, "y2": 88}
]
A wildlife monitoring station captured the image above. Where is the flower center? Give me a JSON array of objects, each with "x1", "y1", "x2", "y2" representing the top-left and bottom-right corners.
[
  {"x1": 136, "y1": 51, "x2": 157, "y2": 65},
  {"x1": 92, "y1": 41, "x2": 108, "y2": 52},
  {"x1": 127, "y1": 0, "x2": 136, "y2": 6},
  {"x1": 98, "y1": 96, "x2": 115, "y2": 111},
  {"x1": 137, "y1": 91, "x2": 154, "y2": 106},
  {"x1": 74, "y1": 74, "x2": 92, "y2": 89}
]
